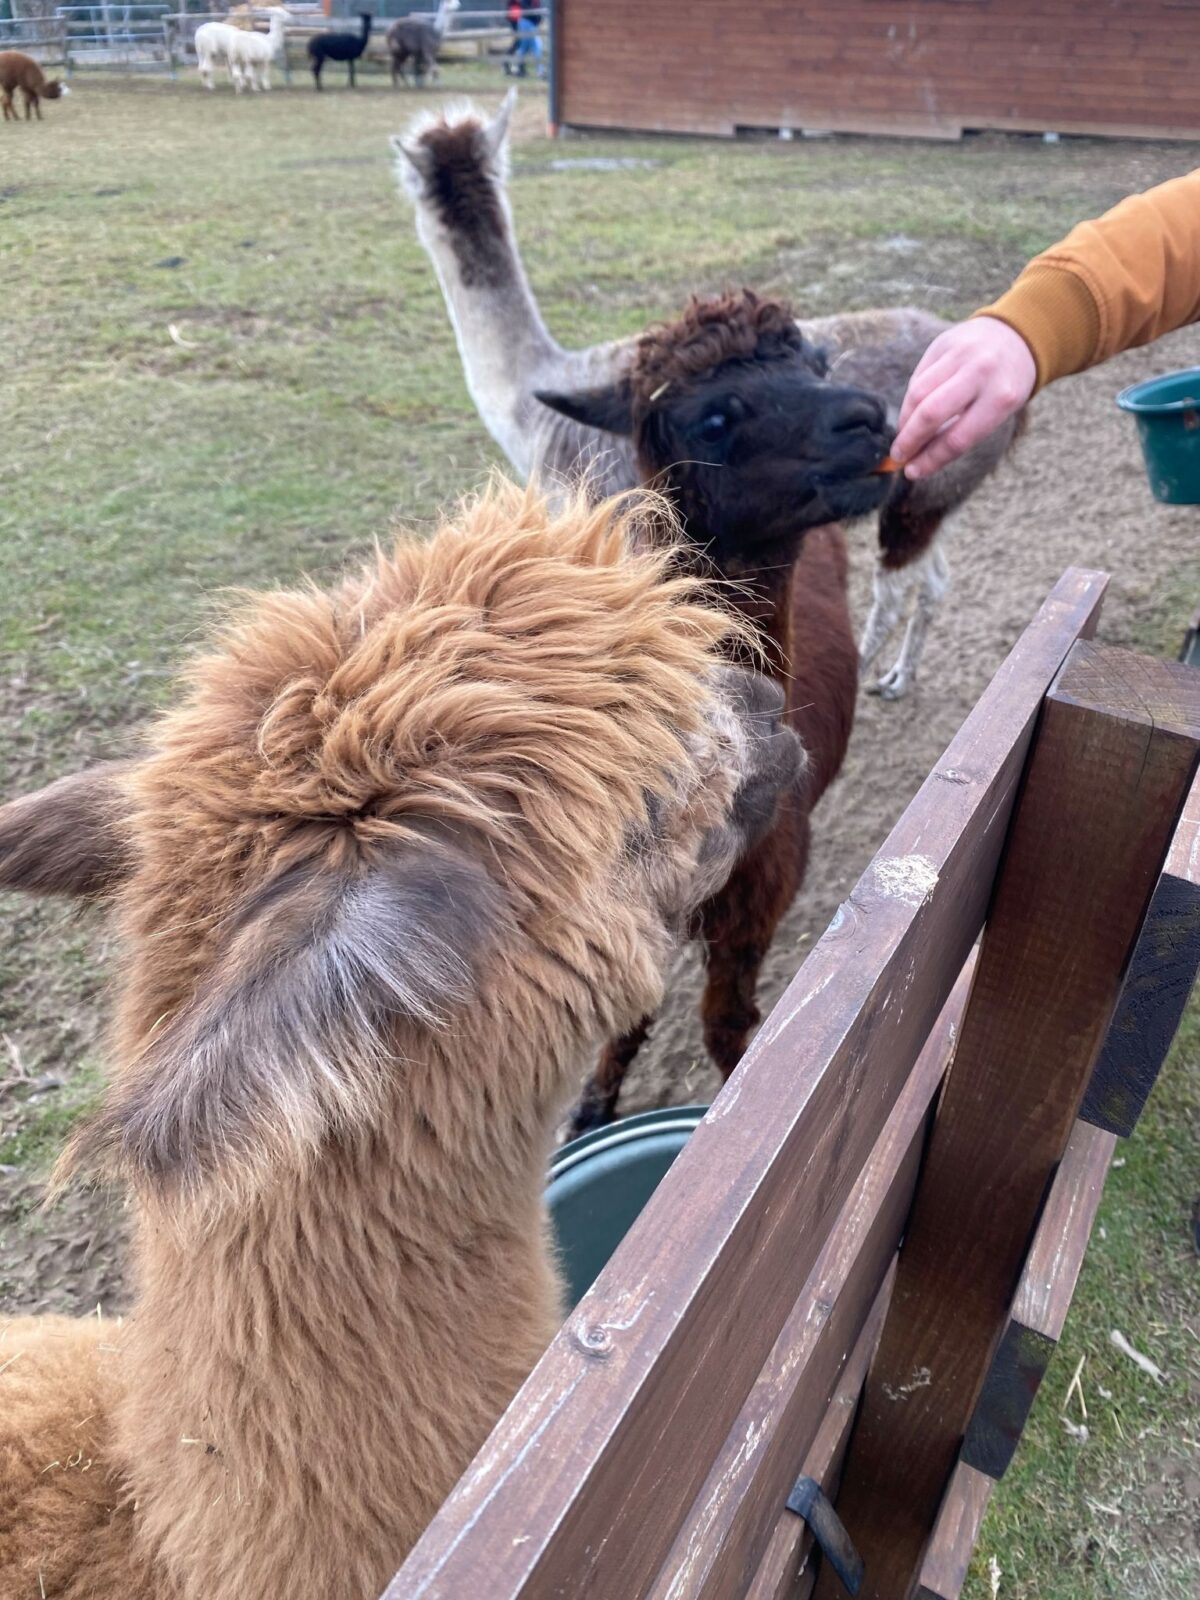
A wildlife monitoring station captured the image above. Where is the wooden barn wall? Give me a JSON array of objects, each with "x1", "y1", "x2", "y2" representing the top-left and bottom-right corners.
[{"x1": 555, "y1": 0, "x2": 1200, "y2": 142}]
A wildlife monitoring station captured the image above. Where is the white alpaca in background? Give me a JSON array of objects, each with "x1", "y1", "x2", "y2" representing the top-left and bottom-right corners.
[
  {"x1": 195, "y1": 20, "x2": 243, "y2": 89},
  {"x1": 228, "y1": 7, "x2": 289, "y2": 90},
  {"x1": 195, "y1": 7, "x2": 288, "y2": 92}
]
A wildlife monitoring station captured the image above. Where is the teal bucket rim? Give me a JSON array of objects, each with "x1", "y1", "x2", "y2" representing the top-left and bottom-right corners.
[
  {"x1": 1116, "y1": 367, "x2": 1200, "y2": 417},
  {"x1": 549, "y1": 1103, "x2": 708, "y2": 1181}
]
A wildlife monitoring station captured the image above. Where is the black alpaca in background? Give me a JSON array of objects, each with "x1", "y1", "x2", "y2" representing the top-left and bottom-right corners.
[{"x1": 307, "y1": 11, "x2": 372, "y2": 88}]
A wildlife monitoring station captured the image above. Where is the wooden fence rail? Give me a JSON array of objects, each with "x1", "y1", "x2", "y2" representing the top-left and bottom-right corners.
[{"x1": 377, "y1": 567, "x2": 1200, "y2": 1600}]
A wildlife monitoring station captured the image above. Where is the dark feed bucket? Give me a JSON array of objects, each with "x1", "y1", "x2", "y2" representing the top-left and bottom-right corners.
[
  {"x1": 546, "y1": 1105, "x2": 707, "y2": 1308},
  {"x1": 1117, "y1": 367, "x2": 1200, "y2": 504}
]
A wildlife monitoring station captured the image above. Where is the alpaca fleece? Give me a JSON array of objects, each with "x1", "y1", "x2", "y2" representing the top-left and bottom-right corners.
[{"x1": 0, "y1": 481, "x2": 795, "y2": 1600}]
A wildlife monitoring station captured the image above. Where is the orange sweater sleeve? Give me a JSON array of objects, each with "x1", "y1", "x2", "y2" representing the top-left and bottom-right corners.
[{"x1": 974, "y1": 168, "x2": 1200, "y2": 392}]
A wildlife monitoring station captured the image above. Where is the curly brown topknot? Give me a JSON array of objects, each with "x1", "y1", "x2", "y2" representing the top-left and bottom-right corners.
[{"x1": 631, "y1": 289, "x2": 803, "y2": 410}]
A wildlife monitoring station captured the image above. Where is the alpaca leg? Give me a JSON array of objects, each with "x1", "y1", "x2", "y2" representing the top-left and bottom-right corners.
[
  {"x1": 700, "y1": 808, "x2": 807, "y2": 1080},
  {"x1": 348, "y1": 59, "x2": 356, "y2": 87},
  {"x1": 859, "y1": 560, "x2": 912, "y2": 682},
  {"x1": 1, "y1": 90, "x2": 13, "y2": 120},
  {"x1": 873, "y1": 541, "x2": 950, "y2": 701},
  {"x1": 864, "y1": 499, "x2": 944, "y2": 697},
  {"x1": 568, "y1": 1016, "x2": 653, "y2": 1137}
]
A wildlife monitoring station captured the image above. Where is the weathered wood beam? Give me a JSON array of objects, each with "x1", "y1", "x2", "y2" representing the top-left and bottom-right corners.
[
  {"x1": 383, "y1": 570, "x2": 1107, "y2": 1600},
  {"x1": 1081, "y1": 768, "x2": 1200, "y2": 1135},
  {"x1": 961, "y1": 1118, "x2": 1116, "y2": 1480},
  {"x1": 822, "y1": 641, "x2": 1200, "y2": 1600}
]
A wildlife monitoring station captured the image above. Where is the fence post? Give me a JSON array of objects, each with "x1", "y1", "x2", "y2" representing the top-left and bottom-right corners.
[{"x1": 819, "y1": 641, "x2": 1200, "y2": 1600}]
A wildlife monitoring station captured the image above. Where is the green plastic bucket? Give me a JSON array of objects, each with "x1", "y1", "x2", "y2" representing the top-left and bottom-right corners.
[
  {"x1": 1116, "y1": 368, "x2": 1200, "y2": 504},
  {"x1": 546, "y1": 1105, "x2": 707, "y2": 1308}
]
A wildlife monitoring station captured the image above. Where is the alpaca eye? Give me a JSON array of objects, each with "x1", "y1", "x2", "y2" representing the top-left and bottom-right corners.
[{"x1": 697, "y1": 412, "x2": 729, "y2": 442}]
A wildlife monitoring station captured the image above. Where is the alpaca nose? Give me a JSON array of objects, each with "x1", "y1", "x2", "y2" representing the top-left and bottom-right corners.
[{"x1": 828, "y1": 390, "x2": 888, "y2": 438}]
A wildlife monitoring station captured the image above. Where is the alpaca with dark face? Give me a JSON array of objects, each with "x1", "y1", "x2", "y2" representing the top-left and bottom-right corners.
[
  {"x1": 550, "y1": 296, "x2": 895, "y2": 561},
  {"x1": 307, "y1": 11, "x2": 372, "y2": 88},
  {"x1": 396, "y1": 96, "x2": 1024, "y2": 697},
  {"x1": 539, "y1": 290, "x2": 884, "y2": 1130}
]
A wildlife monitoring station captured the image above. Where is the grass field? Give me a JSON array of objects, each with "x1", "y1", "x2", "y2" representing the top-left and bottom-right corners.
[{"x1": 0, "y1": 65, "x2": 1197, "y2": 1600}]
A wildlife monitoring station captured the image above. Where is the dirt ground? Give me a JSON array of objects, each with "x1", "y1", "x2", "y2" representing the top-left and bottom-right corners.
[{"x1": 3, "y1": 317, "x2": 1196, "y2": 1320}]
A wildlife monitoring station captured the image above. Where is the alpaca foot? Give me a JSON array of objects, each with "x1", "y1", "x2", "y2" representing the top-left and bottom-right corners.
[{"x1": 867, "y1": 660, "x2": 913, "y2": 700}]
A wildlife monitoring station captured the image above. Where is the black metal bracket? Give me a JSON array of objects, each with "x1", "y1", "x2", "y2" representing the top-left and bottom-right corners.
[{"x1": 785, "y1": 1475, "x2": 864, "y2": 1596}]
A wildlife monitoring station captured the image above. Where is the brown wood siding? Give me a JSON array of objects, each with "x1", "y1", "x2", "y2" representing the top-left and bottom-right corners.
[{"x1": 556, "y1": 0, "x2": 1200, "y2": 142}]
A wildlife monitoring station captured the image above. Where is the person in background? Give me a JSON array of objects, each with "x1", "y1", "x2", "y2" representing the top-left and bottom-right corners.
[
  {"x1": 512, "y1": 0, "x2": 545, "y2": 78},
  {"x1": 893, "y1": 169, "x2": 1200, "y2": 480},
  {"x1": 504, "y1": 0, "x2": 522, "y2": 67}
]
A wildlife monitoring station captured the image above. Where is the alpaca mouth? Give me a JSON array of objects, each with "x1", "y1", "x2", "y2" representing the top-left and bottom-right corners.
[{"x1": 813, "y1": 469, "x2": 893, "y2": 519}]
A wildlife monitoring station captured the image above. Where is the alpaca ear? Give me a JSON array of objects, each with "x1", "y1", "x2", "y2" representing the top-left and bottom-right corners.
[
  {"x1": 535, "y1": 380, "x2": 635, "y2": 437},
  {"x1": 485, "y1": 86, "x2": 518, "y2": 159},
  {"x1": 391, "y1": 131, "x2": 435, "y2": 190},
  {"x1": 63, "y1": 844, "x2": 508, "y2": 1199},
  {"x1": 0, "y1": 762, "x2": 133, "y2": 899}
]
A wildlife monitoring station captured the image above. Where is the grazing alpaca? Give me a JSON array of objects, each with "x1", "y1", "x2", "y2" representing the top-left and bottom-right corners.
[
  {"x1": 538, "y1": 291, "x2": 882, "y2": 1130},
  {"x1": 388, "y1": 0, "x2": 460, "y2": 88},
  {"x1": 394, "y1": 95, "x2": 1023, "y2": 697},
  {"x1": 0, "y1": 481, "x2": 799, "y2": 1600},
  {"x1": 308, "y1": 10, "x2": 372, "y2": 89},
  {"x1": 0, "y1": 51, "x2": 70, "y2": 121},
  {"x1": 225, "y1": 6, "x2": 290, "y2": 92}
]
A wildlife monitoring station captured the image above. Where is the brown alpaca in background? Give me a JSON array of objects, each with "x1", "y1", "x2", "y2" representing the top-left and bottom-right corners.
[
  {"x1": 540, "y1": 290, "x2": 890, "y2": 1130},
  {"x1": 0, "y1": 480, "x2": 799, "y2": 1600},
  {"x1": 0, "y1": 51, "x2": 69, "y2": 120}
]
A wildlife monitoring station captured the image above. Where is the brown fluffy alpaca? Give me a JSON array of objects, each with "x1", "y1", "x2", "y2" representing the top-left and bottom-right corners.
[
  {"x1": 540, "y1": 290, "x2": 887, "y2": 1130},
  {"x1": 0, "y1": 51, "x2": 69, "y2": 121},
  {"x1": 0, "y1": 480, "x2": 799, "y2": 1600}
]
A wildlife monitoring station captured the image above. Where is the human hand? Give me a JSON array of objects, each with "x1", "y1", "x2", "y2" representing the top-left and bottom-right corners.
[{"x1": 892, "y1": 317, "x2": 1036, "y2": 480}]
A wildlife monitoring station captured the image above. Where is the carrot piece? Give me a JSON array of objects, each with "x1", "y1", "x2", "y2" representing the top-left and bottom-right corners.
[{"x1": 872, "y1": 454, "x2": 903, "y2": 475}]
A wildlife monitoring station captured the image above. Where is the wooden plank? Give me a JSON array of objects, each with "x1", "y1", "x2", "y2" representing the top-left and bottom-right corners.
[
  {"x1": 821, "y1": 642, "x2": 1200, "y2": 1600},
  {"x1": 557, "y1": 0, "x2": 1200, "y2": 143},
  {"x1": 744, "y1": 1277, "x2": 894, "y2": 1600},
  {"x1": 1081, "y1": 769, "x2": 1200, "y2": 1135},
  {"x1": 383, "y1": 570, "x2": 1106, "y2": 1600},
  {"x1": 961, "y1": 1118, "x2": 1116, "y2": 1479},
  {"x1": 913, "y1": 1464, "x2": 994, "y2": 1600},
  {"x1": 650, "y1": 955, "x2": 978, "y2": 1600}
]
